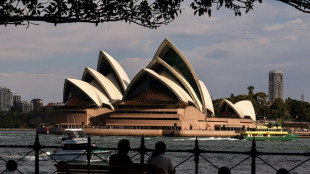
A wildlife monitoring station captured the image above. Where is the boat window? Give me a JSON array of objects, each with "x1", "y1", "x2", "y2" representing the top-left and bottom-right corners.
[
  {"x1": 64, "y1": 131, "x2": 75, "y2": 139},
  {"x1": 63, "y1": 143, "x2": 87, "y2": 150},
  {"x1": 63, "y1": 130, "x2": 85, "y2": 139},
  {"x1": 77, "y1": 131, "x2": 85, "y2": 137}
]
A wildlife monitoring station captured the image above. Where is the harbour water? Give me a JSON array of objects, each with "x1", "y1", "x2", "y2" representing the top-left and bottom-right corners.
[{"x1": 0, "y1": 130, "x2": 309, "y2": 174}]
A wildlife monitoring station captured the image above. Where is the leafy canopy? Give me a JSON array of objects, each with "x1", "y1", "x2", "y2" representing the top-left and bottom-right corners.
[{"x1": 1, "y1": 0, "x2": 309, "y2": 28}]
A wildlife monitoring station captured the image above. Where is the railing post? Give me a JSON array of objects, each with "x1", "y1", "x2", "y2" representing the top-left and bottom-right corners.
[
  {"x1": 139, "y1": 135, "x2": 146, "y2": 164},
  {"x1": 34, "y1": 132, "x2": 40, "y2": 174},
  {"x1": 251, "y1": 138, "x2": 257, "y2": 174},
  {"x1": 87, "y1": 135, "x2": 92, "y2": 166},
  {"x1": 194, "y1": 137, "x2": 200, "y2": 174}
]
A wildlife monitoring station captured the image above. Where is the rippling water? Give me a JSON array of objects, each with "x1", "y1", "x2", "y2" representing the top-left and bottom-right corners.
[{"x1": 0, "y1": 131, "x2": 309, "y2": 174}]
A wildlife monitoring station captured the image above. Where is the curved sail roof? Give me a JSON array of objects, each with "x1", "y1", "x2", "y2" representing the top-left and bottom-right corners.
[
  {"x1": 153, "y1": 39, "x2": 205, "y2": 106},
  {"x1": 82, "y1": 67, "x2": 123, "y2": 101},
  {"x1": 97, "y1": 51, "x2": 130, "y2": 93},
  {"x1": 219, "y1": 99, "x2": 244, "y2": 118},
  {"x1": 61, "y1": 39, "x2": 215, "y2": 115},
  {"x1": 147, "y1": 57, "x2": 203, "y2": 112},
  {"x1": 123, "y1": 68, "x2": 194, "y2": 104},
  {"x1": 63, "y1": 78, "x2": 113, "y2": 109},
  {"x1": 235, "y1": 100, "x2": 256, "y2": 121},
  {"x1": 219, "y1": 99, "x2": 256, "y2": 121},
  {"x1": 198, "y1": 80, "x2": 214, "y2": 115}
]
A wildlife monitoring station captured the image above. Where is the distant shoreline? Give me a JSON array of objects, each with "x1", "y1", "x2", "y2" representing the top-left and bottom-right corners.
[
  {"x1": 1, "y1": 128, "x2": 310, "y2": 138},
  {"x1": 0, "y1": 128, "x2": 36, "y2": 131}
]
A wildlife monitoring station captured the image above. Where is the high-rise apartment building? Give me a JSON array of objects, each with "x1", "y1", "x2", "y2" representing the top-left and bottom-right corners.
[
  {"x1": 0, "y1": 86, "x2": 13, "y2": 111},
  {"x1": 268, "y1": 70, "x2": 283, "y2": 102},
  {"x1": 16, "y1": 101, "x2": 33, "y2": 112},
  {"x1": 13, "y1": 93, "x2": 21, "y2": 105},
  {"x1": 31, "y1": 98, "x2": 43, "y2": 111},
  {"x1": 13, "y1": 93, "x2": 21, "y2": 111}
]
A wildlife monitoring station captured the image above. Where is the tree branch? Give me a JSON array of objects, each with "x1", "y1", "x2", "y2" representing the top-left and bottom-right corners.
[
  {"x1": 278, "y1": 0, "x2": 310, "y2": 13},
  {"x1": 0, "y1": 0, "x2": 309, "y2": 29}
]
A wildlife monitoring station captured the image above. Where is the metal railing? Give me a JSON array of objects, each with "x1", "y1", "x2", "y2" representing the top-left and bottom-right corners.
[{"x1": 0, "y1": 133, "x2": 310, "y2": 174}]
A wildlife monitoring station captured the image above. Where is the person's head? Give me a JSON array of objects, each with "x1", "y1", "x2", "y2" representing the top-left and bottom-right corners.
[
  {"x1": 152, "y1": 141, "x2": 166, "y2": 157},
  {"x1": 118, "y1": 139, "x2": 130, "y2": 154}
]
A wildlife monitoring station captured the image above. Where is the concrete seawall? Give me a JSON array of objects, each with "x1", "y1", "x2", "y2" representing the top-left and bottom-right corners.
[
  {"x1": 294, "y1": 132, "x2": 310, "y2": 138},
  {"x1": 48, "y1": 128, "x2": 238, "y2": 137},
  {"x1": 0, "y1": 128, "x2": 36, "y2": 131}
]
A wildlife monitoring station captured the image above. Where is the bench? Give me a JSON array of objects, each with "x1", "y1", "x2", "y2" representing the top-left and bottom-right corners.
[{"x1": 54, "y1": 163, "x2": 166, "y2": 174}]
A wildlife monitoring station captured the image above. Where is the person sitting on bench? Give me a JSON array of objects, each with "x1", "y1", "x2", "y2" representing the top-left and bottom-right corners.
[{"x1": 109, "y1": 139, "x2": 133, "y2": 166}]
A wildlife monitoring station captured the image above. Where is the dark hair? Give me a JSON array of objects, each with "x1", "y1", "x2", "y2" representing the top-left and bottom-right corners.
[
  {"x1": 118, "y1": 139, "x2": 130, "y2": 153},
  {"x1": 152, "y1": 141, "x2": 166, "y2": 157}
]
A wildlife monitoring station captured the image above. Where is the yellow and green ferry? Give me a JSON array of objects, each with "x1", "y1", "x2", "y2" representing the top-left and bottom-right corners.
[{"x1": 239, "y1": 123, "x2": 298, "y2": 141}]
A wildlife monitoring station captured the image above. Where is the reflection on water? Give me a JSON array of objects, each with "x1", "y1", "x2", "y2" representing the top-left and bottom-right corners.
[{"x1": 0, "y1": 131, "x2": 309, "y2": 174}]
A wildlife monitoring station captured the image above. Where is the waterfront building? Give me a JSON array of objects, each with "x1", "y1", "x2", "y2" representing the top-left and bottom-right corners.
[
  {"x1": 268, "y1": 70, "x2": 283, "y2": 102},
  {"x1": 0, "y1": 86, "x2": 13, "y2": 111},
  {"x1": 52, "y1": 50, "x2": 128, "y2": 127},
  {"x1": 52, "y1": 39, "x2": 257, "y2": 134},
  {"x1": 205, "y1": 99, "x2": 256, "y2": 131},
  {"x1": 13, "y1": 93, "x2": 21, "y2": 105},
  {"x1": 16, "y1": 101, "x2": 33, "y2": 112},
  {"x1": 31, "y1": 98, "x2": 43, "y2": 111},
  {"x1": 105, "y1": 39, "x2": 215, "y2": 131},
  {"x1": 218, "y1": 99, "x2": 256, "y2": 121},
  {"x1": 13, "y1": 93, "x2": 21, "y2": 111}
]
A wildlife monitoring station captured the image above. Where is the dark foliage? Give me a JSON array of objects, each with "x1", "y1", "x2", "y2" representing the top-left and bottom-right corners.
[
  {"x1": 1, "y1": 0, "x2": 309, "y2": 28},
  {"x1": 0, "y1": 107, "x2": 53, "y2": 128}
]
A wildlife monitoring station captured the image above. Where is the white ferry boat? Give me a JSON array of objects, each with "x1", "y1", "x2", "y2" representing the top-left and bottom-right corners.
[{"x1": 50, "y1": 128, "x2": 111, "y2": 161}]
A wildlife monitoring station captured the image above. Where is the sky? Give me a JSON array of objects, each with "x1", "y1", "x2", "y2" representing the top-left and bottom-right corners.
[{"x1": 0, "y1": 1, "x2": 310, "y2": 105}]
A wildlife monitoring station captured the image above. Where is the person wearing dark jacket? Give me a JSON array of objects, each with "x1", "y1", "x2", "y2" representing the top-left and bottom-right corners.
[{"x1": 109, "y1": 139, "x2": 133, "y2": 166}]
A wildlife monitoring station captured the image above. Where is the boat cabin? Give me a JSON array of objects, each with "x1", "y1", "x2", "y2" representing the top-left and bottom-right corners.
[{"x1": 62, "y1": 128, "x2": 85, "y2": 141}]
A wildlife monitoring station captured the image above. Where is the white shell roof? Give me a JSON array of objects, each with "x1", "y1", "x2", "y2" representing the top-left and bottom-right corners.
[
  {"x1": 145, "y1": 69, "x2": 194, "y2": 104},
  {"x1": 199, "y1": 80, "x2": 214, "y2": 115},
  {"x1": 220, "y1": 99, "x2": 256, "y2": 121},
  {"x1": 82, "y1": 67, "x2": 123, "y2": 101},
  {"x1": 148, "y1": 69, "x2": 194, "y2": 104},
  {"x1": 64, "y1": 78, "x2": 113, "y2": 109},
  {"x1": 62, "y1": 39, "x2": 215, "y2": 115},
  {"x1": 147, "y1": 57, "x2": 203, "y2": 112},
  {"x1": 97, "y1": 51, "x2": 130, "y2": 93},
  {"x1": 221, "y1": 99, "x2": 245, "y2": 118},
  {"x1": 235, "y1": 100, "x2": 256, "y2": 121},
  {"x1": 153, "y1": 39, "x2": 205, "y2": 106},
  {"x1": 124, "y1": 68, "x2": 194, "y2": 104}
]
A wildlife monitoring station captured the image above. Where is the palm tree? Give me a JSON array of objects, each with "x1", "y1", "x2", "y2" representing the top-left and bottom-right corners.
[{"x1": 247, "y1": 86, "x2": 255, "y2": 96}]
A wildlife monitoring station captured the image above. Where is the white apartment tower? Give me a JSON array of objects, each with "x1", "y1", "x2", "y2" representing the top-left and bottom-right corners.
[
  {"x1": 0, "y1": 86, "x2": 13, "y2": 111},
  {"x1": 268, "y1": 70, "x2": 283, "y2": 102}
]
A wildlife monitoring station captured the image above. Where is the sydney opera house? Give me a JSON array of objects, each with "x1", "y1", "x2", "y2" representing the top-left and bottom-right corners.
[{"x1": 52, "y1": 39, "x2": 257, "y2": 135}]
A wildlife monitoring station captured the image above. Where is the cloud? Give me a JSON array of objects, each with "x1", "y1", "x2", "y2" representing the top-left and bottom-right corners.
[
  {"x1": 205, "y1": 49, "x2": 230, "y2": 59},
  {"x1": 0, "y1": 73, "x2": 9, "y2": 77},
  {"x1": 282, "y1": 35, "x2": 297, "y2": 40},
  {"x1": 265, "y1": 18, "x2": 303, "y2": 31}
]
